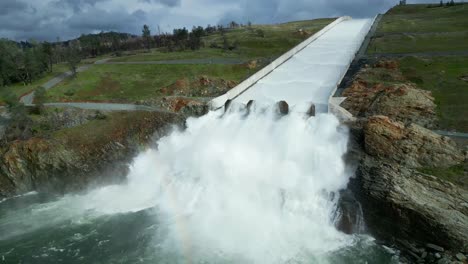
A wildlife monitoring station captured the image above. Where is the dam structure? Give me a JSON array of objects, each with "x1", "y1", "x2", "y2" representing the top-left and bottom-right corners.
[
  {"x1": 0, "y1": 16, "x2": 400, "y2": 264},
  {"x1": 211, "y1": 17, "x2": 375, "y2": 115}
]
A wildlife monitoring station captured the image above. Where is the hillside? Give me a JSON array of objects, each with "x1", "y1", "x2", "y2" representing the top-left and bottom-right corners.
[{"x1": 364, "y1": 4, "x2": 468, "y2": 132}]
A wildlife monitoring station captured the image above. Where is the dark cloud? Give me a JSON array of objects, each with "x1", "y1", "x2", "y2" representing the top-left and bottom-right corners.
[
  {"x1": 138, "y1": 0, "x2": 181, "y2": 7},
  {"x1": 53, "y1": 0, "x2": 111, "y2": 12},
  {"x1": 218, "y1": 0, "x2": 402, "y2": 25},
  {"x1": 68, "y1": 8, "x2": 144, "y2": 32},
  {"x1": 0, "y1": 0, "x2": 29, "y2": 15},
  {"x1": 0, "y1": 0, "x2": 442, "y2": 41}
]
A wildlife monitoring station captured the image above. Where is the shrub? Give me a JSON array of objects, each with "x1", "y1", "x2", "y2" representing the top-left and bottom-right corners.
[{"x1": 64, "y1": 89, "x2": 75, "y2": 96}]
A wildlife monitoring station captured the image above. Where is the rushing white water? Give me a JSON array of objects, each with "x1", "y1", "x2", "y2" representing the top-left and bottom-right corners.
[
  {"x1": 83, "y1": 105, "x2": 352, "y2": 263},
  {"x1": 0, "y1": 107, "x2": 400, "y2": 263},
  {"x1": 0, "y1": 106, "x2": 361, "y2": 263},
  {"x1": 150, "y1": 107, "x2": 353, "y2": 263}
]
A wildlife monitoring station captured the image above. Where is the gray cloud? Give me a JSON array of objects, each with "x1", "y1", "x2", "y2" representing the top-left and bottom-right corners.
[
  {"x1": 53, "y1": 0, "x2": 111, "y2": 12},
  {"x1": 138, "y1": 0, "x2": 181, "y2": 7},
  {"x1": 0, "y1": 0, "x2": 29, "y2": 15},
  {"x1": 0, "y1": 0, "x2": 442, "y2": 42},
  {"x1": 68, "y1": 8, "x2": 144, "y2": 32}
]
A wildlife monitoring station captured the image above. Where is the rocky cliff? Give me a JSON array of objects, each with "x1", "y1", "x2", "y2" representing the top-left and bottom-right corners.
[
  {"x1": 354, "y1": 116, "x2": 467, "y2": 251},
  {"x1": 342, "y1": 60, "x2": 468, "y2": 262},
  {"x1": 0, "y1": 110, "x2": 183, "y2": 198}
]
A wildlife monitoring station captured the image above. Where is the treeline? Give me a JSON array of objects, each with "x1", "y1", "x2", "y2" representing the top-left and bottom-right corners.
[
  {"x1": 79, "y1": 22, "x2": 248, "y2": 57},
  {"x1": 0, "y1": 39, "x2": 54, "y2": 87},
  {"x1": 0, "y1": 39, "x2": 81, "y2": 87},
  {"x1": 428, "y1": 0, "x2": 463, "y2": 7},
  {"x1": 0, "y1": 21, "x2": 247, "y2": 88}
]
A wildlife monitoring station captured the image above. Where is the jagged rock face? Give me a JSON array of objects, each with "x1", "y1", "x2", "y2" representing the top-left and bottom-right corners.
[
  {"x1": 0, "y1": 138, "x2": 126, "y2": 197},
  {"x1": 343, "y1": 82, "x2": 437, "y2": 128},
  {"x1": 355, "y1": 155, "x2": 468, "y2": 252},
  {"x1": 0, "y1": 111, "x2": 183, "y2": 199},
  {"x1": 364, "y1": 116, "x2": 464, "y2": 168},
  {"x1": 349, "y1": 116, "x2": 468, "y2": 253}
]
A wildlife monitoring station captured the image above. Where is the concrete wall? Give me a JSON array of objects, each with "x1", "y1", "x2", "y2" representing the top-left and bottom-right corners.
[
  {"x1": 327, "y1": 15, "x2": 378, "y2": 122},
  {"x1": 210, "y1": 16, "x2": 351, "y2": 110}
]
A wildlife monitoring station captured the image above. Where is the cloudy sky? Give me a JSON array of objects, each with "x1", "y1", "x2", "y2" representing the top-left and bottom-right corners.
[{"x1": 0, "y1": 0, "x2": 434, "y2": 41}]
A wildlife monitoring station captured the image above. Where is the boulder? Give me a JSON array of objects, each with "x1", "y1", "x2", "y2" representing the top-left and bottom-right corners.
[
  {"x1": 364, "y1": 116, "x2": 463, "y2": 168},
  {"x1": 343, "y1": 82, "x2": 437, "y2": 128}
]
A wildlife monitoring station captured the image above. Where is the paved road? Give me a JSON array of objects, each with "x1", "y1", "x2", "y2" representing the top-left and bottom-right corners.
[
  {"x1": 19, "y1": 57, "x2": 244, "y2": 106},
  {"x1": 44, "y1": 102, "x2": 166, "y2": 112},
  {"x1": 434, "y1": 130, "x2": 468, "y2": 139},
  {"x1": 20, "y1": 65, "x2": 92, "y2": 105},
  {"x1": 105, "y1": 58, "x2": 246, "y2": 65},
  {"x1": 374, "y1": 30, "x2": 468, "y2": 37},
  {"x1": 366, "y1": 50, "x2": 468, "y2": 58}
]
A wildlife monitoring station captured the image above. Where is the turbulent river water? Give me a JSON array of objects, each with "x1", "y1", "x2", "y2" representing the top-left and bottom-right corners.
[{"x1": 0, "y1": 106, "x2": 398, "y2": 263}]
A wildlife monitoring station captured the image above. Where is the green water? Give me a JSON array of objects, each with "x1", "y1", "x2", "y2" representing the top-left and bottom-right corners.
[{"x1": 0, "y1": 193, "x2": 398, "y2": 264}]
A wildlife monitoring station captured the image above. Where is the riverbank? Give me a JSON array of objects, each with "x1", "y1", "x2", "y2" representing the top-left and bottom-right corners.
[
  {"x1": 341, "y1": 59, "x2": 468, "y2": 263},
  {"x1": 0, "y1": 107, "x2": 185, "y2": 199}
]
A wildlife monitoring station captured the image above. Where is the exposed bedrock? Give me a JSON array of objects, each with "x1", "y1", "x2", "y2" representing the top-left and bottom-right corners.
[
  {"x1": 0, "y1": 111, "x2": 183, "y2": 198},
  {"x1": 348, "y1": 116, "x2": 467, "y2": 254}
]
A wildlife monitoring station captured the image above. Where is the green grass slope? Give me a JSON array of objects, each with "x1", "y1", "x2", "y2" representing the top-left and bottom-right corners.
[
  {"x1": 366, "y1": 4, "x2": 468, "y2": 132},
  {"x1": 44, "y1": 18, "x2": 334, "y2": 103},
  {"x1": 110, "y1": 19, "x2": 334, "y2": 62},
  {"x1": 368, "y1": 4, "x2": 468, "y2": 54}
]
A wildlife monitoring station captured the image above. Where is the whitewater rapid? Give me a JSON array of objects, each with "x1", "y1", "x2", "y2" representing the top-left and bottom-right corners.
[
  {"x1": 1, "y1": 106, "x2": 360, "y2": 263},
  {"x1": 144, "y1": 106, "x2": 353, "y2": 263}
]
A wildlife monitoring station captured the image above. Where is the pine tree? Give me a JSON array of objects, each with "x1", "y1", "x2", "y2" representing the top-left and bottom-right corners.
[{"x1": 142, "y1": 25, "x2": 151, "y2": 50}]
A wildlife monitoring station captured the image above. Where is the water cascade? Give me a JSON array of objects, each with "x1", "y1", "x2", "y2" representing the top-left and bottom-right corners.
[
  {"x1": 0, "y1": 106, "x2": 397, "y2": 263},
  {"x1": 0, "y1": 17, "x2": 399, "y2": 263}
]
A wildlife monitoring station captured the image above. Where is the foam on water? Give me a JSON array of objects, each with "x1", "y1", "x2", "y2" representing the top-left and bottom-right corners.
[
  {"x1": 0, "y1": 107, "x2": 357, "y2": 263},
  {"x1": 146, "y1": 108, "x2": 353, "y2": 263}
]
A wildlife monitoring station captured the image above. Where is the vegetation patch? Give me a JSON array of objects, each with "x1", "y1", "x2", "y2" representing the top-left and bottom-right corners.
[
  {"x1": 110, "y1": 19, "x2": 334, "y2": 63},
  {"x1": 368, "y1": 31, "x2": 468, "y2": 54},
  {"x1": 0, "y1": 64, "x2": 69, "y2": 105},
  {"x1": 368, "y1": 4, "x2": 468, "y2": 54},
  {"x1": 399, "y1": 56, "x2": 468, "y2": 131},
  {"x1": 418, "y1": 164, "x2": 467, "y2": 189},
  {"x1": 45, "y1": 64, "x2": 256, "y2": 103}
]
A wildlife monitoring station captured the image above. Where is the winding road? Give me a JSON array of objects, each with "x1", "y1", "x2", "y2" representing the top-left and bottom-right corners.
[
  {"x1": 19, "y1": 57, "x2": 247, "y2": 110},
  {"x1": 43, "y1": 102, "x2": 163, "y2": 112},
  {"x1": 104, "y1": 58, "x2": 246, "y2": 65}
]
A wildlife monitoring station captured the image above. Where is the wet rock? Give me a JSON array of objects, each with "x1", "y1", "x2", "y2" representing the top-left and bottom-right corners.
[
  {"x1": 0, "y1": 111, "x2": 182, "y2": 199},
  {"x1": 174, "y1": 99, "x2": 209, "y2": 117},
  {"x1": 350, "y1": 116, "x2": 468, "y2": 253},
  {"x1": 427, "y1": 244, "x2": 445, "y2": 252},
  {"x1": 435, "y1": 253, "x2": 442, "y2": 259},
  {"x1": 455, "y1": 253, "x2": 466, "y2": 261},
  {"x1": 437, "y1": 257, "x2": 451, "y2": 264},
  {"x1": 335, "y1": 190, "x2": 365, "y2": 235},
  {"x1": 355, "y1": 154, "x2": 468, "y2": 252}
]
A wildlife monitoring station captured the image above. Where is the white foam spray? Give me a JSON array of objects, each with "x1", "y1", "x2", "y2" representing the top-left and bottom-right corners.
[
  {"x1": 115, "y1": 106, "x2": 354, "y2": 263},
  {"x1": 0, "y1": 107, "x2": 355, "y2": 263}
]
